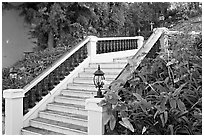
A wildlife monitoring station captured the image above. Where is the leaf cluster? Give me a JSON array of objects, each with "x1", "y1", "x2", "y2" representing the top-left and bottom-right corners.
[{"x1": 99, "y1": 33, "x2": 202, "y2": 135}]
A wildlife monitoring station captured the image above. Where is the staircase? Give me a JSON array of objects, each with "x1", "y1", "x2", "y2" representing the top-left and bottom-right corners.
[{"x1": 21, "y1": 58, "x2": 129, "y2": 135}]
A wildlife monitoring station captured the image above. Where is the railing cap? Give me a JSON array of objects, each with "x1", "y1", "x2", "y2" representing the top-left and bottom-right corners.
[
  {"x1": 135, "y1": 36, "x2": 144, "y2": 41},
  {"x1": 3, "y1": 89, "x2": 25, "y2": 99},
  {"x1": 88, "y1": 36, "x2": 98, "y2": 42},
  {"x1": 85, "y1": 98, "x2": 106, "y2": 112}
]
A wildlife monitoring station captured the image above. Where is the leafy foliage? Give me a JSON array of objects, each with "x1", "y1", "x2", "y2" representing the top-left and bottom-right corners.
[
  {"x1": 99, "y1": 32, "x2": 202, "y2": 135},
  {"x1": 2, "y1": 46, "x2": 72, "y2": 90}
]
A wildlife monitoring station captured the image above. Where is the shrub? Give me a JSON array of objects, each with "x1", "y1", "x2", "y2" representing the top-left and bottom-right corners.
[{"x1": 99, "y1": 32, "x2": 202, "y2": 135}]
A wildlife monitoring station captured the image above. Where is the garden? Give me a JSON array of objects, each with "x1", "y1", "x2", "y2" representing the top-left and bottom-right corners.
[
  {"x1": 99, "y1": 20, "x2": 202, "y2": 135},
  {"x1": 2, "y1": 2, "x2": 202, "y2": 135}
]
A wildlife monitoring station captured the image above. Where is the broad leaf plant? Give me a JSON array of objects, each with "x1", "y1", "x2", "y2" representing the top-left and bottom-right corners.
[{"x1": 99, "y1": 33, "x2": 202, "y2": 135}]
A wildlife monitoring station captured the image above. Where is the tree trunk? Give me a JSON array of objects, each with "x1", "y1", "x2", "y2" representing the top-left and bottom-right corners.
[{"x1": 48, "y1": 29, "x2": 54, "y2": 49}]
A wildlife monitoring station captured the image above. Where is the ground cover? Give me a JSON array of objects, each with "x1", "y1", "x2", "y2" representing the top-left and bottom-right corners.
[{"x1": 101, "y1": 16, "x2": 202, "y2": 135}]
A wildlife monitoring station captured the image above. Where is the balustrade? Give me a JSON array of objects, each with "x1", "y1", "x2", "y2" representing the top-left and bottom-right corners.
[
  {"x1": 21, "y1": 44, "x2": 88, "y2": 115},
  {"x1": 96, "y1": 38, "x2": 138, "y2": 54},
  {"x1": 4, "y1": 34, "x2": 146, "y2": 134}
]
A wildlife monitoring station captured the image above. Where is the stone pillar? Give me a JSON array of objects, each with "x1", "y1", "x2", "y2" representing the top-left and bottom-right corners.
[
  {"x1": 85, "y1": 98, "x2": 110, "y2": 135},
  {"x1": 136, "y1": 36, "x2": 144, "y2": 49},
  {"x1": 3, "y1": 89, "x2": 24, "y2": 135},
  {"x1": 87, "y1": 36, "x2": 98, "y2": 61},
  {"x1": 159, "y1": 28, "x2": 169, "y2": 53}
]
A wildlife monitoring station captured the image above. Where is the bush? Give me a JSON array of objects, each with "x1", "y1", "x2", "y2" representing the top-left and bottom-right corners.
[
  {"x1": 99, "y1": 32, "x2": 202, "y2": 135},
  {"x1": 2, "y1": 46, "x2": 75, "y2": 113}
]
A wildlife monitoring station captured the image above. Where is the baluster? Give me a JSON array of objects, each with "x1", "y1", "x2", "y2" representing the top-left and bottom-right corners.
[
  {"x1": 83, "y1": 44, "x2": 88, "y2": 59},
  {"x1": 104, "y1": 41, "x2": 107, "y2": 53},
  {"x1": 59, "y1": 64, "x2": 66, "y2": 80},
  {"x1": 96, "y1": 42, "x2": 99, "y2": 54},
  {"x1": 48, "y1": 72, "x2": 55, "y2": 90},
  {"x1": 54, "y1": 68, "x2": 61, "y2": 85},
  {"x1": 36, "y1": 83, "x2": 43, "y2": 101},
  {"x1": 133, "y1": 39, "x2": 136, "y2": 49},
  {"x1": 134, "y1": 39, "x2": 137, "y2": 49},
  {"x1": 106, "y1": 40, "x2": 109, "y2": 53},
  {"x1": 135, "y1": 39, "x2": 138, "y2": 49},
  {"x1": 78, "y1": 48, "x2": 83, "y2": 63},
  {"x1": 101, "y1": 41, "x2": 104, "y2": 53},
  {"x1": 111, "y1": 40, "x2": 115, "y2": 52},
  {"x1": 70, "y1": 56, "x2": 75, "y2": 71},
  {"x1": 42, "y1": 77, "x2": 49, "y2": 95},
  {"x1": 123, "y1": 40, "x2": 125, "y2": 50},
  {"x1": 23, "y1": 93, "x2": 29, "y2": 115},
  {"x1": 28, "y1": 88, "x2": 36, "y2": 108},
  {"x1": 106, "y1": 41, "x2": 110, "y2": 53},
  {"x1": 74, "y1": 52, "x2": 79, "y2": 67},
  {"x1": 115, "y1": 40, "x2": 118, "y2": 52},
  {"x1": 127, "y1": 39, "x2": 129, "y2": 50},
  {"x1": 99, "y1": 41, "x2": 103, "y2": 54},
  {"x1": 64, "y1": 59, "x2": 71, "y2": 76},
  {"x1": 128, "y1": 39, "x2": 131, "y2": 50},
  {"x1": 124, "y1": 40, "x2": 127, "y2": 50},
  {"x1": 118, "y1": 40, "x2": 122, "y2": 51},
  {"x1": 112, "y1": 40, "x2": 117, "y2": 52},
  {"x1": 107, "y1": 41, "x2": 111, "y2": 52},
  {"x1": 130, "y1": 39, "x2": 133, "y2": 49}
]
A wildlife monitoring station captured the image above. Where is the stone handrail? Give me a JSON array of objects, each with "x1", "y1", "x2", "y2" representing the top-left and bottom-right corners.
[
  {"x1": 3, "y1": 34, "x2": 145, "y2": 135},
  {"x1": 22, "y1": 37, "x2": 90, "y2": 95},
  {"x1": 116, "y1": 28, "x2": 169, "y2": 82},
  {"x1": 85, "y1": 27, "x2": 170, "y2": 135}
]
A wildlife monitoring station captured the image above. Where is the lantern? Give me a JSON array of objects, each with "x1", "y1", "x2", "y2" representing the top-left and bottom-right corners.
[
  {"x1": 9, "y1": 68, "x2": 18, "y2": 88},
  {"x1": 93, "y1": 65, "x2": 105, "y2": 98}
]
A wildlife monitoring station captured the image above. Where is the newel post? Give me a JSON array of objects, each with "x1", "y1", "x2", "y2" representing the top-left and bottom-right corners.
[
  {"x1": 3, "y1": 89, "x2": 24, "y2": 135},
  {"x1": 136, "y1": 36, "x2": 144, "y2": 49},
  {"x1": 159, "y1": 28, "x2": 169, "y2": 53},
  {"x1": 85, "y1": 98, "x2": 109, "y2": 135},
  {"x1": 87, "y1": 36, "x2": 98, "y2": 61}
]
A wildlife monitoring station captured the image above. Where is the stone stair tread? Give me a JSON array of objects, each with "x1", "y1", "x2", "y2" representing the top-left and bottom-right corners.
[
  {"x1": 79, "y1": 72, "x2": 119, "y2": 75},
  {"x1": 63, "y1": 88, "x2": 96, "y2": 92},
  {"x1": 41, "y1": 110, "x2": 87, "y2": 120},
  {"x1": 68, "y1": 83, "x2": 95, "y2": 87},
  {"x1": 114, "y1": 56, "x2": 133, "y2": 60},
  {"x1": 49, "y1": 102, "x2": 85, "y2": 109},
  {"x1": 22, "y1": 126, "x2": 65, "y2": 135},
  {"x1": 86, "y1": 67, "x2": 122, "y2": 70},
  {"x1": 31, "y1": 117, "x2": 87, "y2": 133},
  {"x1": 74, "y1": 77, "x2": 114, "y2": 81},
  {"x1": 58, "y1": 95, "x2": 88, "y2": 100},
  {"x1": 90, "y1": 62, "x2": 127, "y2": 64}
]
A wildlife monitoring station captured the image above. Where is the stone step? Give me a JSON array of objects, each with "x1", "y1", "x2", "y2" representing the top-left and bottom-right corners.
[
  {"x1": 61, "y1": 89, "x2": 96, "y2": 98},
  {"x1": 21, "y1": 126, "x2": 65, "y2": 135},
  {"x1": 73, "y1": 77, "x2": 114, "y2": 85},
  {"x1": 30, "y1": 117, "x2": 87, "y2": 135},
  {"x1": 78, "y1": 72, "x2": 118, "y2": 79},
  {"x1": 67, "y1": 83, "x2": 97, "y2": 91},
  {"x1": 54, "y1": 95, "x2": 87, "y2": 106},
  {"x1": 89, "y1": 62, "x2": 126, "y2": 69},
  {"x1": 113, "y1": 57, "x2": 131, "y2": 63},
  {"x1": 84, "y1": 67, "x2": 122, "y2": 74},
  {"x1": 47, "y1": 102, "x2": 87, "y2": 116},
  {"x1": 39, "y1": 110, "x2": 88, "y2": 127}
]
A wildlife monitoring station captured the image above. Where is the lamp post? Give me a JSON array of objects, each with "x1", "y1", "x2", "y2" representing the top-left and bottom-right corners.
[
  {"x1": 159, "y1": 13, "x2": 165, "y2": 27},
  {"x1": 150, "y1": 22, "x2": 154, "y2": 31},
  {"x1": 9, "y1": 68, "x2": 18, "y2": 88},
  {"x1": 93, "y1": 65, "x2": 105, "y2": 98}
]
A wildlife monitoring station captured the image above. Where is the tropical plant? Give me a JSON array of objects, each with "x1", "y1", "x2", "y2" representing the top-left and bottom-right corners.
[{"x1": 99, "y1": 32, "x2": 202, "y2": 135}]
